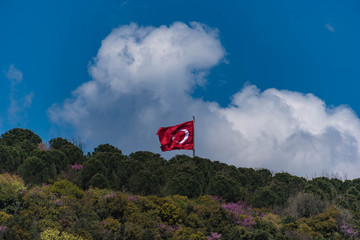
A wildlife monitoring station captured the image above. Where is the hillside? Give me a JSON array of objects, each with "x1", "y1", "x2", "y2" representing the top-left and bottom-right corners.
[{"x1": 0, "y1": 128, "x2": 359, "y2": 239}]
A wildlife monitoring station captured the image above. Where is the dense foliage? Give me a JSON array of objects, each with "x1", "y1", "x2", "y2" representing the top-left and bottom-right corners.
[{"x1": 0, "y1": 128, "x2": 359, "y2": 239}]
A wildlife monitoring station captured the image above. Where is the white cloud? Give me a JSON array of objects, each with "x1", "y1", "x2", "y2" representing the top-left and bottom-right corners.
[
  {"x1": 325, "y1": 23, "x2": 335, "y2": 32},
  {"x1": 5, "y1": 64, "x2": 23, "y2": 84},
  {"x1": 8, "y1": 92, "x2": 34, "y2": 123},
  {"x1": 49, "y1": 22, "x2": 360, "y2": 179},
  {"x1": 4, "y1": 65, "x2": 34, "y2": 124},
  {"x1": 215, "y1": 86, "x2": 360, "y2": 178},
  {"x1": 48, "y1": 22, "x2": 225, "y2": 138}
]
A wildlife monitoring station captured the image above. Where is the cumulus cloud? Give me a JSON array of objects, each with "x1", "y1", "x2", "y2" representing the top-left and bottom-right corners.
[
  {"x1": 48, "y1": 22, "x2": 225, "y2": 144},
  {"x1": 49, "y1": 22, "x2": 360, "y2": 178},
  {"x1": 215, "y1": 86, "x2": 360, "y2": 178}
]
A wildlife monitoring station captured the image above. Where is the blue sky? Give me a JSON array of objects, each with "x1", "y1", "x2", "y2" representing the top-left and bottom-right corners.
[{"x1": 1, "y1": 1, "x2": 360, "y2": 178}]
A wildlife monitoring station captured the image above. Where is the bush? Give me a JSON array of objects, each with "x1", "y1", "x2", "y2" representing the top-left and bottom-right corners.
[
  {"x1": 172, "y1": 227, "x2": 206, "y2": 240},
  {"x1": 40, "y1": 228, "x2": 84, "y2": 240},
  {"x1": 0, "y1": 173, "x2": 25, "y2": 212},
  {"x1": 284, "y1": 192, "x2": 328, "y2": 219},
  {"x1": 49, "y1": 180, "x2": 84, "y2": 199}
]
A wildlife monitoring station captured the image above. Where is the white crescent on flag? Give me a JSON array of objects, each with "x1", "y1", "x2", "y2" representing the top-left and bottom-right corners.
[
  {"x1": 171, "y1": 129, "x2": 189, "y2": 144},
  {"x1": 177, "y1": 129, "x2": 189, "y2": 144}
]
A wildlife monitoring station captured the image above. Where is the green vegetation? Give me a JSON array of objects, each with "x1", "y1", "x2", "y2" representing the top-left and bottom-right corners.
[{"x1": 0, "y1": 128, "x2": 359, "y2": 239}]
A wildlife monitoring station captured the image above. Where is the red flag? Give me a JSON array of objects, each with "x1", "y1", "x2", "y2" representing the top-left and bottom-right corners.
[{"x1": 157, "y1": 120, "x2": 194, "y2": 152}]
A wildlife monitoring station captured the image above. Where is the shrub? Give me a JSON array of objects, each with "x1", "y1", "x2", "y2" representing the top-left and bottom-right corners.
[
  {"x1": 49, "y1": 180, "x2": 84, "y2": 199},
  {"x1": 0, "y1": 173, "x2": 25, "y2": 212},
  {"x1": 284, "y1": 192, "x2": 328, "y2": 219},
  {"x1": 40, "y1": 228, "x2": 84, "y2": 240}
]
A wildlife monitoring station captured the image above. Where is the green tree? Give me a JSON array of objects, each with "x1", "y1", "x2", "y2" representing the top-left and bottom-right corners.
[
  {"x1": 34, "y1": 149, "x2": 69, "y2": 174},
  {"x1": 128, "y1": 169, "x2": 161, "y2": 195},
  {"x1": 88, "y1": 173, "x2": 111, "y2": 189},
  {"x1": 129, "y1": 151, "x2": 166, "y2": 191},
  {"x1": 116, "y1": 158, "x2": 142, "y2": 191},
  {"x1": 269, "y1": 173, "x2": 306, "y2": 205},
  {"x1": 167, "y1": 171, "x2": 204, "y2": 198},
  {"x1": 93, "y1": 151, "x2": 126, "y2": 186},
  {"x1": 19, "y1": 156, "x2": 56, "y2": 184},
  {"x1": 0, "y1": 145, "x2": 22, "y2": 173},
  {"x1": 1, "y1": 128, "x2": 42, "y2": 146},
  {"x1": 0, "y1": 173, "x2": 25, "y2": 212},
  {"x1": 40, "y1": 228, "x2": 85, "y2": 240},
  {"x1": 226, "y1": 226, "x2": 253, "y2": 240},
  {"x1": 207, "y1": 174, "x2": 244, "y2": 202},
  {"x1": 305, "y1": 177, "x2": 338, "y2": 201},
  {"x1": 49, "y1": 137, "x2": 86, "y2": 164},
  {"x1": 0, "y1": 128, "x2": 42, "y2": 155},
  {"x1": 251, "y1": 187, "x2": 280, "y2": 207},
  {"x1": 129, "y1": 151, "x2": 165, "y2": 170},
  {"x1": 166, "y1": 156, "x2": 205, "y2": 198},
  {"x1": 81, "y1": 157, "x2": 107, "y2": 188},
  {"x1": 92, "y1": 143, "x2": 122, "y2": 155},
  {"x1": 172, "y1": 227, "x2": 206, "y2": 240},
  {"x1": 49, "y1": 180, "x2": 84, "y2": 199}
]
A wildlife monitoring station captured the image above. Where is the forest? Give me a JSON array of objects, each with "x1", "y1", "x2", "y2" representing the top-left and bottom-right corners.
[{"x1": 0, "y1": 128, "x2": 360, "y2": 239}]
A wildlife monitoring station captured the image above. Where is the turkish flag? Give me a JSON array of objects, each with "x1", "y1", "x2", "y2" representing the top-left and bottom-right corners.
[{"x1": 157, "y1": 120, "x2": 194, "y2": 151}]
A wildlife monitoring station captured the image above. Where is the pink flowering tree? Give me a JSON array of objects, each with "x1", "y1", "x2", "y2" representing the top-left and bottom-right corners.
[
  {"x1": 221, "y1": 201, "x2": 265, "y2": 228},
  {"x1": 340, "y1": 220, "x2": 358, "y2": 239},
  {"x1": 71, "y1": 164, "x2": 83, "y2": 171},
  {"x1": 207, "y1": 232, "x2": 222, "y2": 240},
  {"x1": 156, "y1": 223, "x2": 182, "y2": 239}
]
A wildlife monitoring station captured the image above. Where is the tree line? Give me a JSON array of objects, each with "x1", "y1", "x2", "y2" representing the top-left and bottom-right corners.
[{"x1": 0, "y1": 128, "x2": 360, "y2": 239}]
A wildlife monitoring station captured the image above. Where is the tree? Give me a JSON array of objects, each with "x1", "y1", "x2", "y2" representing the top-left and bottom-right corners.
[
  {"x1": 207, "y1": 174, "x2": 244, "y2": 202},
  {"x1": 0, "y1": 128, "x2": 42, "y2": 155},
  {"x1": 305, "y1": 177, "x2": 338, "y2": 201},
  {"x1": 84, "y1": 151, "x2": 127, "y2": 190},
  {"x1": 0, "y1": 145, "x2": 22, "y2": 173},
  {"x1": 49, "y1": 180, "x2": 84, "y2": 199},
  {"x1": 166, "y1": 156, "x2": 206, "y2": 197},
  {"x1": 129, "y1": 151, "x2": 165, "y2": 167},
  {"x1": 88, "y1": 173, "x2": 111, "y2": 189},
  {"x1": 129, "y1": 151, "x2": 166, "y2": 187},
  {"x1": 1, "y1": 128, "x2": 42, "y2": 147},
  {"x1": 81, "y1": 157, "x2": 107, "y2": 188},
  {"x1": 40, "y1": 228, "x2": 85, "y2": 240},
  {"x1": 49, "y1": 137, "x2": 86, "y2": 164},
  {"x1": 251, "y1": 188, "x2": 280, "y2": 207},
  {"x1": 116, "y1": 158, "x2": 142, "y2": 191},
  {"x1": 284, "y1": 192, "x2": 328, "y2": 219},
  {"x1": 269, "y1": 173, "x2": 306, "y2": 205},
  {"x1": 34, "y1": 149, "x2": 69, "y2": 174},
  {"x1": 19, "y1": 156, "x2": 56, "y2": 184},
  {"x1": 128, "y1": 169, "x2": 160, "y2": 195},
  {"x1": 166, "y1": 171, "x2": 204, "y2": 198},
  {"x1": 0, "y1": 173, "x2": 25, "y2": 212},
  {"x1": 92, "y1": 143, "x2": 122, "y2": 155}
]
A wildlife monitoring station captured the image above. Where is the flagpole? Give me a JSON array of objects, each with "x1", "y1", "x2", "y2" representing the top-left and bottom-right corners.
[{"x1": 193, "y1": 115, "x2": 195, "y2": 158}]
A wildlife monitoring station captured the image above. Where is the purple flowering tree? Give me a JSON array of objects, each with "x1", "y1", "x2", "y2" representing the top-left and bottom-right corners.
[
  {"x1": 221, "y1": 201, "x2": 265, "y2": 228},
  {"x1": 340, "y1": 220, "x2": 358, "y2": 239},
  {"x1": 71, "y1": 164, "x2": 83, "y2": 171},
  {"x1": 207, "y1": 232, "x2": 222, "y2": 240}
]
